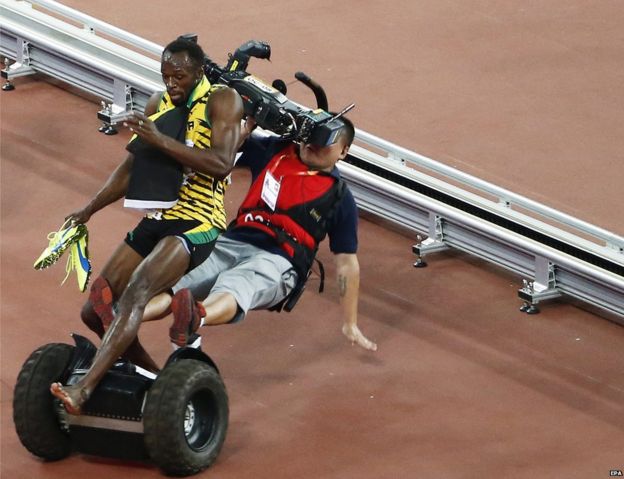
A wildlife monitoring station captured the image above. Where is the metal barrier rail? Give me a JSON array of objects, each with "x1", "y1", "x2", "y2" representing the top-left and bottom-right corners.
[
  {"x1": 2, "y1": 0, "x2": 623, "y2": 320},
  {"x1": 353, "y1": 131, "x2": 624, "y2": 252},
  {"x1": 0, "y1": 0, "x2": 162, "y2": 126}
]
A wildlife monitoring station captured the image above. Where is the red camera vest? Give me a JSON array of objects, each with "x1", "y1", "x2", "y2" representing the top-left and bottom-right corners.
[{"x1": 233, "y1": 144, "x2": 345, "y2": 275}]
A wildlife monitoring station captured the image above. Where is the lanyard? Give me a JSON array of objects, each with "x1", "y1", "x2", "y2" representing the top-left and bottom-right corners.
[{"x1": 269, "y1": 154, "x2": 320, "y2": 180}]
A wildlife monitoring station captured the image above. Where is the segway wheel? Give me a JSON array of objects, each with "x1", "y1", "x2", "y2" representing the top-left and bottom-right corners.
[
  {"x1": 13, "y1": 343, "x2": 74, "y2": 460},
  {"x1": 143, "y1": 359, "x2": 229, "y2": 476}
]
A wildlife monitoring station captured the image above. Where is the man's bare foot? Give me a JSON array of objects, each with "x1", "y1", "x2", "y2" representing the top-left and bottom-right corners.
[
  {"x1": 342, "y1": 323, "x2": 378, "y2": 351},
  {"x1": 50, "y1": 382, "x2": 85, "y2": 415}
]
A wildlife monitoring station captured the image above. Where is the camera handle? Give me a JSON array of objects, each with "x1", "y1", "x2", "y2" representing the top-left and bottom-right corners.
[
  {"x1": 294, "y1": 71, "x2": 328, "y2": 110},
  {"x1": 225, "y1": 40, "x2": 271, "y2": 73}
]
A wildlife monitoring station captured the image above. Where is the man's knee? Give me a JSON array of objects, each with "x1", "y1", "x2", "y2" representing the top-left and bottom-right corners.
[
  {"x1": 123, "y1": 237, "x2": 189, "y2": 305},
  {"x1": 122, "y1": 272, "x2": 153, "y2": 309}
]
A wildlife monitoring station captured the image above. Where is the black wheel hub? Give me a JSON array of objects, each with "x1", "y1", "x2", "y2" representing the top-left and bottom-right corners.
[{"x1": 184, "y1": 390, "x2": 217, "y2": 451}]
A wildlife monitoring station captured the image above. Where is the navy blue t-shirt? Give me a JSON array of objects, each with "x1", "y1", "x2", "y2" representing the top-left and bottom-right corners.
[{"x1": 225, "y1": 133, "x2": 358, "y2": 258}]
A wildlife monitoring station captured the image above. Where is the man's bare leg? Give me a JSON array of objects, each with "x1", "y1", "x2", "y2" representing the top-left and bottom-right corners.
[
  {"x1": 143, "y1": 292, "x2": 173, "y2": 321},
  {"x1": 201, "y1": 292, "x2": 238, "y2": 325},
  {"x1": 80, "y1": 241, "x2": 141, "y2": 333},
  {"x1": 80, "y1": 241, "x2": 159, "y2": 371},
  {"x1": 51, "y1": 237, "x2": 190, "y2": 414}
]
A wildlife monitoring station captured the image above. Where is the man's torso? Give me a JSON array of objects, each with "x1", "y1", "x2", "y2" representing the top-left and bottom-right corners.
[
  {"x1": 150, "y1": 77, "x2": 228, "y2": 230},
  {"x1": 227, "y1": 135, "x2": 359, "y2": 262}
]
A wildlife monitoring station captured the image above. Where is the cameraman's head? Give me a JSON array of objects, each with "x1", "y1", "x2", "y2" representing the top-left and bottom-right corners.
[
  {"x1": 300, "y1": 116, "x2": 354, "y2": 172},
  {"x1": 161, "y1": 38, "x2": 205, "y2": 106}
]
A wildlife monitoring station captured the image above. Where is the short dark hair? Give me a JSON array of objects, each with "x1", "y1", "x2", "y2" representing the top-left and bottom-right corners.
[
  {"x1": 337, "y1": 116, "x2": 355, "y2": 146},
  {"x1": 162, "y1": 38, "x2": 205, "y2": 69}
]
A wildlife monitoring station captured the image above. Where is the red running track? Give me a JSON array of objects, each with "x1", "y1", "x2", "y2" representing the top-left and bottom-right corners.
[{"x1": 2, "y1": 1, "x2": 623, "y2": 478}]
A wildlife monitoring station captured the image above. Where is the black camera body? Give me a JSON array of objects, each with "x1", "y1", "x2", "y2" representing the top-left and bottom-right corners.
[
  {"x1": 220, "y1": 71, "x2": 345, "y2": 146},
  {"x1": 189, "y1": 36, "x2": 350, "y2": 146}
]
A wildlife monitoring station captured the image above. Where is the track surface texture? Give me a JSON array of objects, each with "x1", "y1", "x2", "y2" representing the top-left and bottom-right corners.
[{"x1": 1, "y1": 1, "x2": 623, "y2": 478}]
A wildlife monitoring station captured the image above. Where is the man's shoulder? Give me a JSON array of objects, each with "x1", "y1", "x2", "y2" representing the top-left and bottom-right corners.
[
  {"x1": 329, "y1": 167, "x2": 355, "y2": 199},
  {"x1": 206, "y1": 84, "x2": 239, "y2": 103},
  {"x1": 204, "y1": 85, "x2": 243, "y2": 122}
]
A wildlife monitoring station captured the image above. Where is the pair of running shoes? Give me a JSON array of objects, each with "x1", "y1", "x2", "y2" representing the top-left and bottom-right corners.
[
  {"x1": 33, "y1": 221, "x2": 203, "y2": 348},
  {"x1": 33, "y1": 220, "x2": 91, "y2": 292}
]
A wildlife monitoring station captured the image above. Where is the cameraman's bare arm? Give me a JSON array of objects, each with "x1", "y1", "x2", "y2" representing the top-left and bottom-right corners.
[
  {"x1": 127, "y1": 87, "x2": 243, "y2": 179},
  {"x1": 336, "y1": 253, "x2": 377, "y2": 351},
  {"x1": 66, "y1": 155, "x2": 133, "y2": 224}
]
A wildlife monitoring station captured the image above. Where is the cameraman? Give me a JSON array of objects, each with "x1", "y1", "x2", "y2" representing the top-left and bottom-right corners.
[{"x1": 144, "y1": 115, "x2": 377, "y2": 352}]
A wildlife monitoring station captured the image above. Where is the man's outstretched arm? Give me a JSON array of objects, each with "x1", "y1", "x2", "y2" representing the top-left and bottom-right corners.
[
  {"x1": 66, "y1": 155, "x2": 133, "y2": 224},
  {"x1": 335, "y1": 253, "x2": 377, "y2": 351},
  {"x1": 65, "y1": 89, "x2": 162, "y2": 224}
]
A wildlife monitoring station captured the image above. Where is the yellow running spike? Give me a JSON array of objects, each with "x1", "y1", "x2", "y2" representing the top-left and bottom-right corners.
[{"x1": 34, "y1": 219, "x2": 87, "y2": 270}]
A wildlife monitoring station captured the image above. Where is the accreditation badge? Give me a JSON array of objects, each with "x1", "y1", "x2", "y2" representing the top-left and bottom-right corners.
[{"x1": 261, "y1": 171, "x2": 281, "y2": 211}]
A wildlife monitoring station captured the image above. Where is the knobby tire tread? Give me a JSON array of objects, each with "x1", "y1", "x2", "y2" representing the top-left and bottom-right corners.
[
  {"x1": 143, "y1": 359, "x2": 228, "y2": 476},
  {"x1": 13, "y1": 343, "x2": 74, "y2": 461}
]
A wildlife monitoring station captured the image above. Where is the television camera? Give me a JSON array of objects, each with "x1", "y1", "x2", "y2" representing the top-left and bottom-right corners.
[{"x1": 184, "y1": 35, "x2": 355, "y2": 147}]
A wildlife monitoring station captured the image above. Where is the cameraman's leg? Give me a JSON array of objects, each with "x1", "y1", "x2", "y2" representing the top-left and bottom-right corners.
[
  {"x1": 167, "y1": 235, "x2": 238, "y2": 345},
  {"x1": 142, "y1": 227, "x2": 232, "y2": 340},
  {"x1": 169, "y1": 238, "x2": 297, "y2": 344},
  {"x1": 207, "y1": 248, "x2": 297, "y2": 322}
]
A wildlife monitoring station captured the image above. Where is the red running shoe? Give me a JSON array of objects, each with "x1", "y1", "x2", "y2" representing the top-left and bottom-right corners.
[
  {"x1": 89, "y1": 276, "x2": 115, "y2": 332},
  {"x1": 170, "y1": 289, "x2": 205, "y2": 348}
]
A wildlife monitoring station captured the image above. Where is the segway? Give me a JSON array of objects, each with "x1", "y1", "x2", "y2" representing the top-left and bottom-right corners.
[{"x1": 13, "y1": 334, "x2": 228, "y2": 476}]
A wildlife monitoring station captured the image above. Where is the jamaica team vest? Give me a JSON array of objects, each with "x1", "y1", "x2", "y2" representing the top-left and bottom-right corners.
[
  {"x1": 153, "y1": 76, "x2": 228, "y2": 230},
  {"x1": 233, "y1": 144, "x2": 345, "y2": 276}
]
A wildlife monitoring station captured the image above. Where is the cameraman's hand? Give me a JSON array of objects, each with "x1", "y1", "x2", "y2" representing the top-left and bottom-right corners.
[
  {"x1": 237, "y1": 117, "x2": 257, "y2": 150},
  {"x1": 242, "y1": 116, "x2": 257, "y2": 137},
  {"x1": 124, "y1": 112, "x2": 162, "y2": 147},
  {"x1": 243, "y1": 116, "x2": 258, "y2": 135}
]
